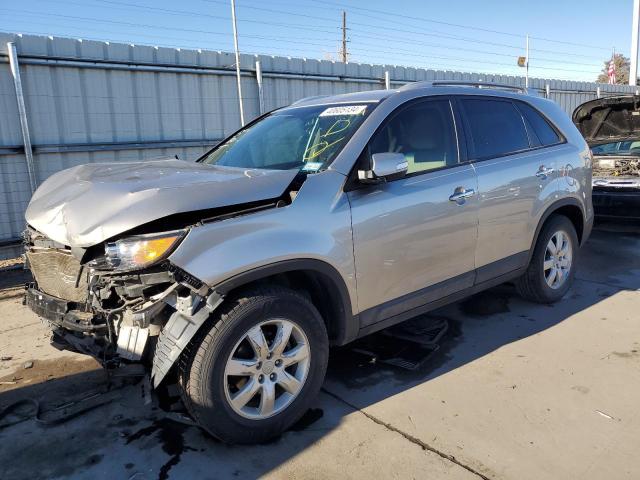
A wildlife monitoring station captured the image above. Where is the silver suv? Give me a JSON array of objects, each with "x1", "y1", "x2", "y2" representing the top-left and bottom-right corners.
[{"x1": 23, "y1": 81, "x2": 593, "y2": 443}]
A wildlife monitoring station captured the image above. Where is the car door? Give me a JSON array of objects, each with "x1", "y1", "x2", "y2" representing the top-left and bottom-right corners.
[
  {"x1": 347, "y1": 97, "x2": 479, "y2": 328},
  {"x1": 458, "y1": 97, "x2": 561, "y2": 283}
]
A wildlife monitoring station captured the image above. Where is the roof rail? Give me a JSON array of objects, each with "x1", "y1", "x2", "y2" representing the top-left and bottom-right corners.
[{"x1": 400, "y1": 80, "x2": 537, "y2": 95}]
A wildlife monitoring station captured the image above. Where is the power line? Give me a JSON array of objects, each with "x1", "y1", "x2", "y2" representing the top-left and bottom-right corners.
[
  {"x1": 1, "y1": 2, "x2": 604, "y2": 79},
  {"x1": 0, "y1": 7, "x2": 338, "y2": 35},
  {"x1": 3, "y1": 6, "x2": 603, "y2": 71},
  {"x1": 19, "y1": 0, "x2": 613, "y2": 61},
  {"x1": 47, "y1": 0, "x2": 607, "y2": 62},
  {"x1": 307, "y1": 0, "x2": 613, "y2": 51},
  {"x1": 3, "y1": 17, "x2": 338, "y2": 50},
  {"x1": 196, "y1": 0, "x2": 606, "y2": 60},
  {"x1": 98, "y1": 0, "x2": 606, "y2": 67},
  {"x1": 83, "y1": 0, "x2": 341, "y2": 34}
]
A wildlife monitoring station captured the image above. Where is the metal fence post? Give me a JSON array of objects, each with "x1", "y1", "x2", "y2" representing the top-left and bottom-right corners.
[
  {"x1": 7, "y1": 42, "x2": 37, "y2": 194},
  {"x1": 255, "y1": 60, "x2": 265, "y2": 115},
  {"x1": 597, "y1": 86, "x2": 601, "y2": 98},
  {"x1": 545, "y1": 84, "x2": 550, "y2": 98},
  {"x1": 230, "y1": 0, "x2": 245, "y2": 126},
  {"x1": 384, "y1": 70, "x2": 390, "y2": 90}
]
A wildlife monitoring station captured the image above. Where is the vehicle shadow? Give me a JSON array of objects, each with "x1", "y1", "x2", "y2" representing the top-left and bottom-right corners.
[
  {"x1": 0, "y1": 223, "x2": 637, "y2": 479},
  {"x1": 0, "y1": 268, "x2": 31, "y2": 300},
  {"x1": 325, "y1": 221, "x2": 640, "y2": 405}
]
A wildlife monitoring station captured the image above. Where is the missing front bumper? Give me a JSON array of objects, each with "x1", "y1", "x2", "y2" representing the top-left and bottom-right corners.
[
  {"x1": 24, "y1": 286, "x2": 105, "y2": 333},
  {"x1": 25, "y1": 285, "x2": 114, "y2": 360}
]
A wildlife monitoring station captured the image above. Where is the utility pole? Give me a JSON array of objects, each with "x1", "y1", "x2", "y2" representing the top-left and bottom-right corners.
[
  {"x1": 630, "y1": 0, "x2": 640, "y2": 86},
  {"x1": 230, "y1": 0, "x2": 245, "y2": 126},
  {"x1": 341, "y1": 11, "x2": 348, "y2": 63}
]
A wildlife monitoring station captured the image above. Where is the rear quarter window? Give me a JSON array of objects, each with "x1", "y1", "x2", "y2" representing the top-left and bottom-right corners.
[
  {"x1": 460, "y1": 98, "x2": 530, "y2": 159},
  {"x1": 517, "y1": 102, "x2": 561, "y2": 146}
]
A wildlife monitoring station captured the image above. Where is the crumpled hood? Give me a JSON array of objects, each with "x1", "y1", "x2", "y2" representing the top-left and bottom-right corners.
[
  {"x1": 25, "y1": 158, "x2": 299, "y2": 247},
  {"x1": 573, "y1": 95, "x2": 640, "y2": 145}
]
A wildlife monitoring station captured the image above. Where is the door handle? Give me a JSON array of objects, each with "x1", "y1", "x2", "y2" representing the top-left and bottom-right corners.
[
  {"x1": 536, "y1": 166, "x2": 555, "y2": 179},
  {"x1": 449, "y1": 187, "x2": 476, "y2": 204}
]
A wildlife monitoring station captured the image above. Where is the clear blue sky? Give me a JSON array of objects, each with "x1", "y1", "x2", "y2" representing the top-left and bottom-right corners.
[{"x1": 0, "y1": 0, "x2": 634, "y2": 82}]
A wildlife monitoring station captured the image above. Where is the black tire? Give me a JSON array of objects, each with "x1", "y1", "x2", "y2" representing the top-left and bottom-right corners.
[
  {"x1": 516, "y1": 215, "x2": 579, "y2": 304},
  {"x1": 178, "y1": 286, "x2": 328, "y2": 444}
]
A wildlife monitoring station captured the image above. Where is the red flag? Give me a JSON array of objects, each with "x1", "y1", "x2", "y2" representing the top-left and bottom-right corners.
[{"x1": 608, "y1": 58, "x2": 616, "y2": 84}]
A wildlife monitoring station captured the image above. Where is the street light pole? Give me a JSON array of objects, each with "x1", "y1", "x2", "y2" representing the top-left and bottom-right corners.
[
  {"x1": 230, "y1": 0, "x2": 245, "y2": 126},
  {"x1": 630, "y1": 0, "x2": 640, "y2": 86},
  {"x1": 525, "y1": 34, "x2": 529, "y2": 88}
]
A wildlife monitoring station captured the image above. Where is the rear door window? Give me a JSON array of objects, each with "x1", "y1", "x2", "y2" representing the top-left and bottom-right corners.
[
  {"x1": 460, "y1": 98, "x2": 530, "y2": 160},
  {"x1": 516, "y1": 102, "x2": 561, "y2": 146}
]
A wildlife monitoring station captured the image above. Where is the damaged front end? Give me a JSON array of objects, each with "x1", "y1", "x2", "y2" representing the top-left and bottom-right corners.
[
  {"x1": 23, "y1": 226, "x2": 219, "y2": 386},
  {"x1": 21, "y1": 157, "x2": 306, "y2": 386}
]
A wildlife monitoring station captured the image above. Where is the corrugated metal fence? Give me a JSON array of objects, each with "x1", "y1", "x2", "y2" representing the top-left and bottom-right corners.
[{"x1": 0, "y1": 32, "x2": 638, "y2": 256}]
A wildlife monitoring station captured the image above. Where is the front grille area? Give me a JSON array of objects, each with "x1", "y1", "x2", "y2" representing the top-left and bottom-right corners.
[{"x1": 26, "y1": 249, "x2": 88, "y2": 303}]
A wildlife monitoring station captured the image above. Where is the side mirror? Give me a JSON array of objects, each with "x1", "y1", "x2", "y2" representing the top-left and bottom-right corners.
[{"x1": 358, "y1": 153, "x2": 408, "y2": 183}]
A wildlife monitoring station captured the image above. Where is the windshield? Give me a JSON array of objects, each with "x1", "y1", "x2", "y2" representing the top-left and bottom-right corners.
[
  {"x1": 591, "y1": 140, "x2": 640, "y2": 156},
  {"x1": 200, "y1": 103, "x2": 373, "y2": 172}
]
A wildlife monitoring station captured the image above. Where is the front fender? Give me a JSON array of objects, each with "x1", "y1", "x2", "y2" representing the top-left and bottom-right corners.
[
  {"x1": 167, "y1": 169, "x2": 357, "y2": 313},
  {"x1": 151, "y1": 172, "x2": 356, "y2": 386}
]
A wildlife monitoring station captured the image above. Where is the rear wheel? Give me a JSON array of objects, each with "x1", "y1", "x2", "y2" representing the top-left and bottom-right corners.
[
  {"x1": 516, "y1": 215, "x2": 579, "y2": 303},
  {"x1": 178, "y1": 286, "x2": 328, "y2": 444}
]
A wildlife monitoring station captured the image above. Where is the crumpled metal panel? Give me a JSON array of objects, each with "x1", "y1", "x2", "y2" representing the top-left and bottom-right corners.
[
  {"x1": 24, "y1": 158, "x2": 298, "y2": 247},
  {"x1": 26, "y1": 249, "x2": 88, "y2": 302}
]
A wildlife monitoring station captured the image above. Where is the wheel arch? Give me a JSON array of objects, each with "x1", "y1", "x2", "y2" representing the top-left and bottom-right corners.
[
  {"x1": 214, "y1": 259, "x2": 358, "y2": 346},
  {"x1": 152, "y1": 259, "x2": 356, "y2": 388},
  {"x1": 528, "y1": 198, "x2": 586, "y2": 264}
]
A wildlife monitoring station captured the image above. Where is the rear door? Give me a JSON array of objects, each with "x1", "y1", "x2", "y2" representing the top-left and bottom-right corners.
[
  {"x1": 347, "y1": 97, "x2": 478, "y2": 327},
  {"x1": 458, "y1": 96, "x2": 562, "y2": 282}
]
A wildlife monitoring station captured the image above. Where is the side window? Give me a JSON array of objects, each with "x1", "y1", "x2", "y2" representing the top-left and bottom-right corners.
[
  {"x1": 517, "y1": 102, "x2": 561, "y2": 146},
  {"x1": 461, "y1": 99, "x2": 529, "y2": 159},
  {"x1": 368, "y1": 99, "x2": 458, "y2": 175}
]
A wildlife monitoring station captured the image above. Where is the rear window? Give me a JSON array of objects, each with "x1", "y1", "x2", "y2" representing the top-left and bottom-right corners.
[
  {"x1": 517, "y1": 102, "x2": 561, "y2": 146},
  {"x1": 461, "y1": 99, "x2": 529, "y2": 159}
]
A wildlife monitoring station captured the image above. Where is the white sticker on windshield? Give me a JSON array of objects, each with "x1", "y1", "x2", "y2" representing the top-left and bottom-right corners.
[
  {"x1": 319, "y1": 105, "x2": 367, "y2": 117},
  {"x1": 302, "y1": 162, "x2": 323, "y2": 172}
]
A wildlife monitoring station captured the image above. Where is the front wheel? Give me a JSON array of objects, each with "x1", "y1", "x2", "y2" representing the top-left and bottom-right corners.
[
  {"x1": 516, "y1": 215, "x2": 579, "y2": 304},
  {"x1": 178, "y1": 286, "x2": 328, "y2": 444}
]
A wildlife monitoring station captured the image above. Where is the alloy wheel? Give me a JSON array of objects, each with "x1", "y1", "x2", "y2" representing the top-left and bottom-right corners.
[
  {"x1": 543, "y1": 230, "x2": 573, "y2": 289},
  {"x1": 223, "y1": 319, "x2": 311, "y2": 420}
]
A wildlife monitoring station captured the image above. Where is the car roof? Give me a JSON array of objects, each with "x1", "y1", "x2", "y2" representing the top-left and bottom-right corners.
[{"x1": 285, "y1": 81, "x2": 540, "y2": 110}]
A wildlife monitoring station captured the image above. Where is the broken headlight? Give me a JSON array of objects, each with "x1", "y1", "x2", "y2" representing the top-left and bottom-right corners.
[{"x1": 102, "y1": 230, "x2": 185, "y2": 272}]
